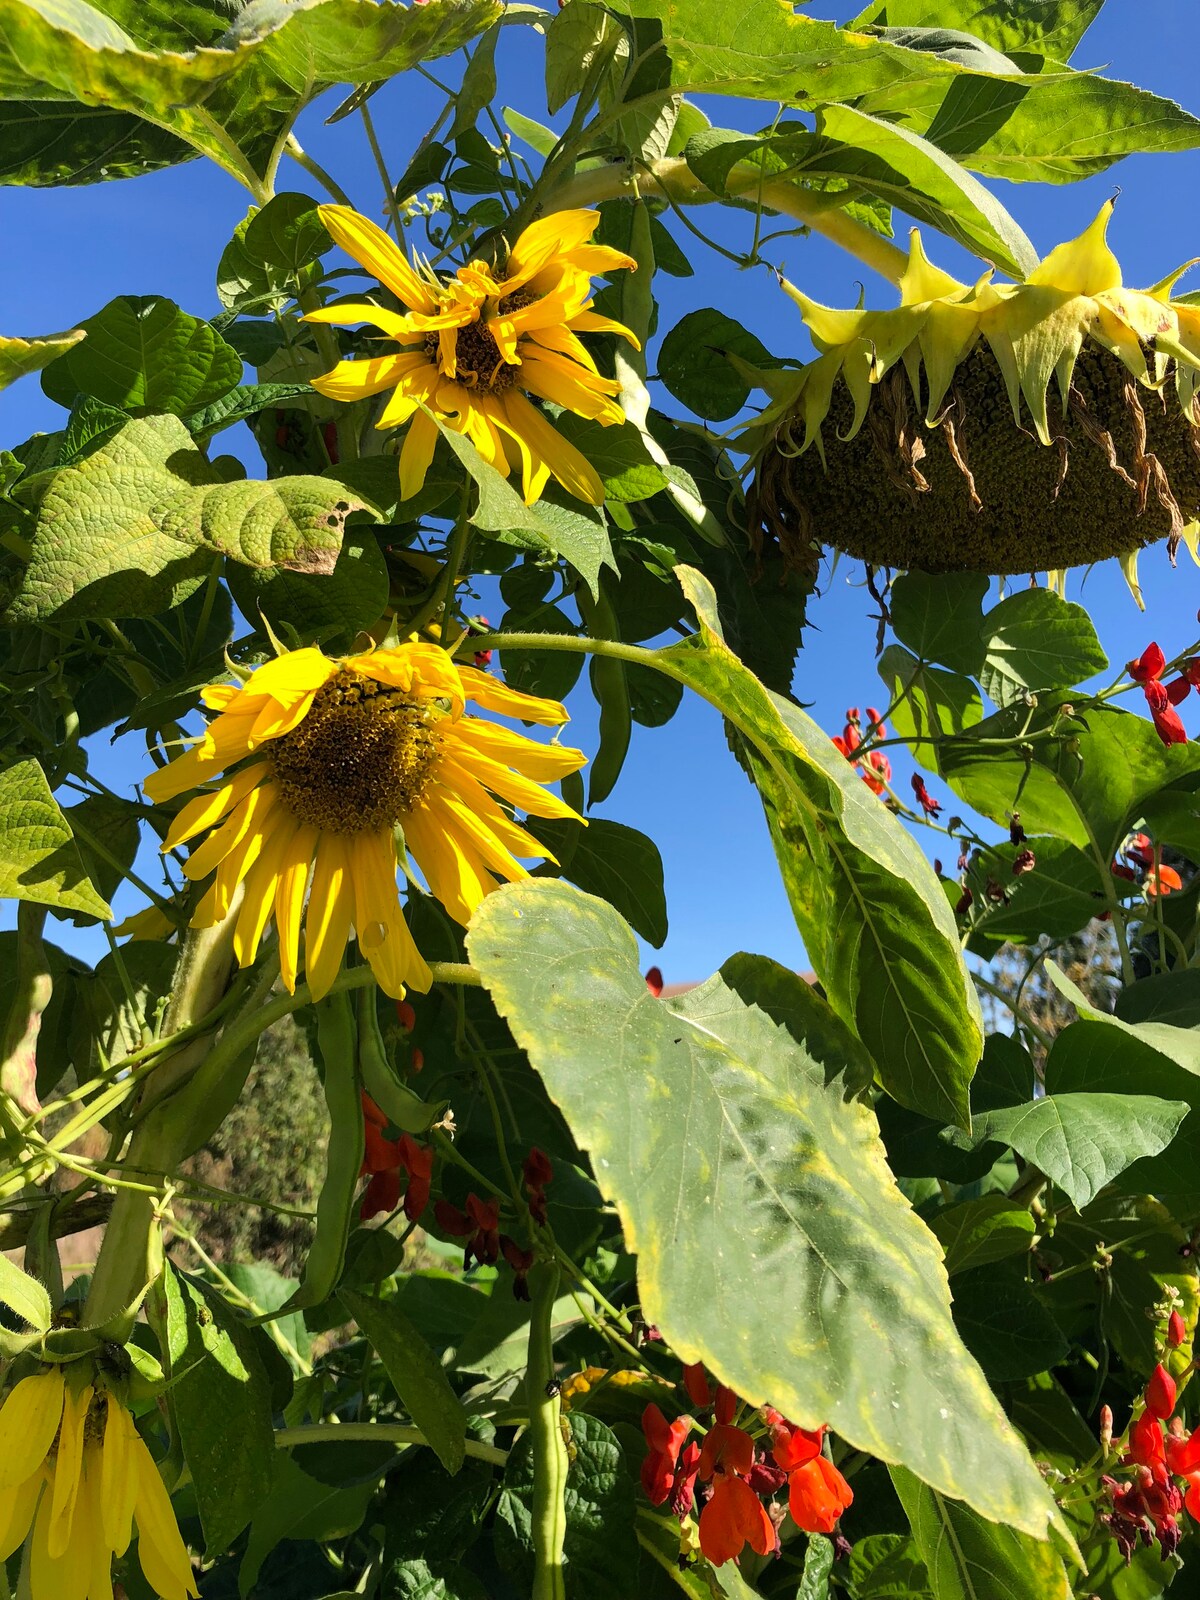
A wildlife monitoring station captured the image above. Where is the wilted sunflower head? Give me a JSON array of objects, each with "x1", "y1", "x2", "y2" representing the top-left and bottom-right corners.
[
  {"x1": 743, "y1": 203, "x2": 1200, "y2": 603},
  {"x1": 305, "y1": 206, "x2": 638, "y2": 507}
]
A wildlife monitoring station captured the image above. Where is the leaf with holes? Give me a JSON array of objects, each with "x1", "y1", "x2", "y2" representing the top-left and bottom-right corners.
[{"x1": 10, "y1": 414, "x2": 362, "y2": 622}]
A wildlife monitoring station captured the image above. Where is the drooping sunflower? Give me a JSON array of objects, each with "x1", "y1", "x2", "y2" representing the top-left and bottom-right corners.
[
  {"x1": 0, "y1": 1364, "x2": 197, "y2": 1600},
  {"x1": 743, "y1": 204, "x2": 1200, "y2": 600},
  {"x1": 142, "y1": 642, "x2": 586, "y2": 1000},
  {"x1": 305, "y1": 206, "x2": 638, "y2": 506}
]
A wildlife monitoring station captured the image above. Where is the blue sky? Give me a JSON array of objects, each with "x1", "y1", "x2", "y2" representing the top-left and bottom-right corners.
[{"x1": 3, "y1": 2, "x2": 1200, "y2": 981}]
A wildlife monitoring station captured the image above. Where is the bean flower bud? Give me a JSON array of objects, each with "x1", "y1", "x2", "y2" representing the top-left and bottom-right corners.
[
  {"x1": 1169, "y1": 1309, "x2": 1188, "y2": 1349},
  {"x1": 1146, "y1": 1362, "x2": 1178, "y2": 1421}
]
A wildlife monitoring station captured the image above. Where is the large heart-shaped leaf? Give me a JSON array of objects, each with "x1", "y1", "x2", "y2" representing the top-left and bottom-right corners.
[
  {"x1": 9, "y1": 413, "x2": 364, "y2": 621},
  {"x1": 468, "y1": 880, "x2": 1058, "y2": 1537},
  {"x1": 0, "y1": 0, "x2": 503, "y2": 186}
]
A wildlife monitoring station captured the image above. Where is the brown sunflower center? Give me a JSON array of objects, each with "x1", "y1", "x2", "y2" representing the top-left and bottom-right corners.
[
  {"x1": 427, "y1": 321, "x2": 515, "y2": 393},
  {"x1": 267, "y1": 671, "x2": 441, "y2": 835},
  {"x1": 425, "y1": 292, "x2": 539, "y2": 393},
  {"x1": 84, "y1": 1391, "x2": 109, "y2": 1446}
]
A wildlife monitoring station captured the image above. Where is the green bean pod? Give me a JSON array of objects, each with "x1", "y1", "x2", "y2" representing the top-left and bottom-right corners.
[
  {"x1": 526, "y1": 1262, "x2": 568, "y2": 1600},
  {"x1": 284, "y1": 989, "x2": 363, "y2": 1315},
  {"x1": 356, "y1": 983, "x2": 442, "y2": 1134}
]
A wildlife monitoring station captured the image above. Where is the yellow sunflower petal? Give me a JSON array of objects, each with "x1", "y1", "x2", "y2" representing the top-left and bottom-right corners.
[
  {"x1": 570, "y1": 310, "x2": 642, "y2": 348},
  {"x1": 454, "y1": 661, "x2": 571, "y2": 725},
  {"x1": 377, "y1": 361, "x2": 439, "y2": 430},
  {"x1": 496, "y1": 391, "x2": 606, "y2": 504},
  {"x1": 519, "y1": 354, "x2": 624, "y2": 425},
  {"x1": 351, "y1": 831, "x2": 432, "y2": 997},
  {"x1": 399, "y1": 408, "x2": 441, "y2": 502},
  {"x1": 131, "y1": 1433, "x2": 199, "y2": 1600},
  {"x1": 189, "y1": 785, "x2": 278, "y2": 926},
  {"x1": 318, "y1": 205, "x2": 438, "y2": 314},
  {"x1": 493, "y1": 399, "x2": 552, "y2": 504},
  {"x1": 233, "y1": 813, "x2": 299, "y2": 968},
  {"x1": 275, "y1": 824, "x2": 317, "y2": 995},
  {"x1": 450, "y1": 743, "x2": 583, "y2": 821},
  {"x1": 0, "y1": 1369, "x2": 65, "y2": 1489},
  {"x1": 435, "y1": 755, "x2": 558, "y2": 863},
  {"x1": 143, "y1": 712, "x2": 260, "y2": 803},
  {"x1": 162, "y1": 762, "x2": 269, "y2": 852},
  {"x1": 201, "y1": 683, "x2": 241, "y2": 712},
  {"x1": 48, "y1": 1381, "x2": 91, "y2": 1556},
  {"x1": 505, "y1": 210, "x2": 602, "y2": 286},
  {"x1": 32, "y1": 1478, "x2": 91, "y2": 1600},
  {"x1": 402, "y1": 802, "x2": 493, "y2": 925},
  {"x1": 0, "y1": 1471, "x2": 43, "y2": 1562},
  {"x1": 302, "y1": 303, "x2": 416, "y2": 341},
  {"x1": 450, "y1": 717, "x2": 587, "y2": 781},
  {"x1": 182, "y1": 781, "x2": 273, "y2": 884},
  {"x1": 549, "y1": 243, "x2": 636, "y2": 278},
  {"x1": 898, "y1": 229, "x2": 969, "y2": 306},
  {"x1": 1027, "y1": 201, "x2": 1122, "y2": 295},
  {"x1": 311, "y1": 352, "x2": 426, "y2": 403},
  {"x1": 525, "y1": 323, "x2": 601, "y2": 374},
  {"x1": 101, "y1": 1400, "x2": 134, "y2": 1557},
  {"x1": 304, "y1": 835, "x2": 355, "y2": 1002},
  {"x1": 429, "y1": 783, "x2": 530, "y2": 885}
]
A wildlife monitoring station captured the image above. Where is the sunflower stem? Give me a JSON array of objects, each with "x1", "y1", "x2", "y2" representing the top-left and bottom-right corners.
[
  {"x1": 541, "y1": 155, "x2": 909, "y2": 285},
  {"x1": 440, "y1": 481, "x2": 474, "y2": 640},
  {"x1": 83, "y1": 915, "x2": 242, "y2": 1326}
]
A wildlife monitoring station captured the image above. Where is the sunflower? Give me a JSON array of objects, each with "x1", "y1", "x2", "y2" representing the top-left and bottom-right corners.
[
  {"x1": 142, "y1": 642, "x2": 586, "y2": 1000},
  {"x1": 0, "y1": 1364, "x2": 197, "y2": 1600},
  {"x1": 743, "y1": 203, "x2": 1200, "y2": 601},
  {"x1": 304, "y1": 206, "x2": 638, "y2": 506}
]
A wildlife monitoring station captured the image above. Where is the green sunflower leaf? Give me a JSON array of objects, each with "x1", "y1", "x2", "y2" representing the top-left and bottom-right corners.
[
  {"x1": 0, "y1": 100, "x2": 193, "y2": 187},
  {"x1": 612, "y1": 0, "x2": 1200, "y2": 182},
  {"x1": 0, "y1": 758, "x2": 111, "y2": 919},
  {"x1": 0, "y1": 0, "x2": 504, "y2": 187},
  {"x1": 891, "y1": 1466, "x2": 1073, "y2": 1600},
  {"x1": 9, "y1": 414, "x2": 363, "y2": 622},
  {"x1": 467, "y1": 879, "x2": 1060, "y2": 1538},
  {"x1": 0, "y1": 327, "x2": 86, "y2": 392},
  {"x1": 659, "y1": 566, "x2": 983, "y2": 1128},
  {"x1": 847, "y1": 0, "x2": 1102, "y2": 66}
]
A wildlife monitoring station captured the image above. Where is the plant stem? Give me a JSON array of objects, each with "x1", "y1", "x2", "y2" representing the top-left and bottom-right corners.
[
  {"x1": 527, "y1": 1263, "x2": 569, "y2": 1600},
  {"x1": 285, "y1": 135, "x2": 354, "y2": 207},
  {"x1": 83, "y1": 916, "x2": 242, "y2": 1325},
  {"x1": 275, "y1": 1423, "x2": 508, "y2": 1467},
  {"x1": 359, "y1": 103, "x2": 405, "y2": 238},
  {"x1": 543, "y1": 155, "x2": 910, "y2": 285}
]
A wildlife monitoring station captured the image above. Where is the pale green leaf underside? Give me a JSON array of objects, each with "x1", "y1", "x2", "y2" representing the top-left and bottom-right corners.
[{"x1": 468, "y1": 878, "x2": 1057, "y2": 1537}]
